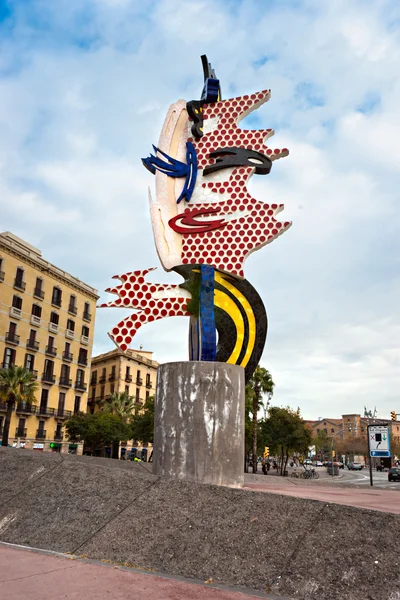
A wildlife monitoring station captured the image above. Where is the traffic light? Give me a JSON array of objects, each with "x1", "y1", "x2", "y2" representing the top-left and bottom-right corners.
[
  {"x1": 391, "y1": 411, "x2": 397, "y2": 421},
  {"x1": 263, "y1": 447, "x2": 269, "y2": 458}
]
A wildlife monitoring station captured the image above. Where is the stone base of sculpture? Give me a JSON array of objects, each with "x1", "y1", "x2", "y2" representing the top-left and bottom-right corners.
[{"x1": 153, "y1": 361, "x2": 245, "y2": 488}]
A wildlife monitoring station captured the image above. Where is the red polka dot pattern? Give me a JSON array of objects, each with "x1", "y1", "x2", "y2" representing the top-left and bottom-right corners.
[
  {"x1": 184, "y1": 90, "x2": 291, "y2": 277},
  {"x1": 98, "y1": 268, "x2": 190, "y2": 351}
]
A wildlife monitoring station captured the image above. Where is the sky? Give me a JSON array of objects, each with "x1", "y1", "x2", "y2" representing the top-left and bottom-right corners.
[{"x1": 0, "y1": 0, "x2": 399, "y2": 420}]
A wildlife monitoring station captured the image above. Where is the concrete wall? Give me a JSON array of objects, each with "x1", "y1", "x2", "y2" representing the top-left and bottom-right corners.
[{"x1": 153, "y1": 361, "x2": 244, "y2": 488}]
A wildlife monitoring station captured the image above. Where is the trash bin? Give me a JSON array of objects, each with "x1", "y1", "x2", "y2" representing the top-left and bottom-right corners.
[{"x1": 327, "y1": 465, "x2": 339, "y2": 476}]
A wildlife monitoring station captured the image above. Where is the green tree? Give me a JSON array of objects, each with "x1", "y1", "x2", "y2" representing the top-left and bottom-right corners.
[
  {"x1": 314, "y1": 430, "x2": 332, "y2": 460},
  {"x1": 246, "y1": 366, "x2": 275, "y2": 473},
  {"x1": 131, "y1": 395, "x2": 155, "y2": 445},
  {"x1": 65, "y1": 412, "x2": 132, "y2": 456},
  {"x1": 97, "y1": 391, "x2": 136, "y2": 457},
  {"x1": 261, "y1": 406, "x2": 312, "y2": 475},
  {"x1": 0, "y1": 366, "x2": 38, "y2": 447}
]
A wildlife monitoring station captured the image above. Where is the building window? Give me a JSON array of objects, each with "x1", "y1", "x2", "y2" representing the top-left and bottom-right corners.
[
  {"x1": 58, "y1": 392, "x2": 66, "y2": 414},
  {"x1": 31, "y1": 304, "x2": 42, "y2": 317},
  {"x1": 60, "y1": 364, "x2": 70, "y2": 380},
  {"x1": 3, "y1": 347, "x2": 16, "y2": 369},
  {"x1": 50, "y1": 312, "x2": 59, "y2": 325},
  {"x1": 7, "y1": 321, "x2": 18, "y2": 343},
  {"x1": 136, "y1": 388, "x2": 140, "y2": 402},
  {"x1": 91, "y1": 386, "x2": 96, "y2": 400},
  {"x1": 34, "y1": 277, "x2": 44, "y2": 299},
  {"x1": 76, "y1": 369, "x2": 84, "y2": 386},
  {"x1": 110, "y1": 383, "x2": 115, "y2": 394},
  {"x1": 146, "y1": 390, "x2": 150, "y2": 401},
  {"x1": 68, "y1": 294, "x2": 77, "y2": 314},
  {"x1": 52, "y1": 286, "x2": 62, "y2": 307},
  {"x1": 146, "y1": 373, "x2": 151, "y2": 386},
  {"x1": 83, "y1": 302, "x2": 91, "y2": 321},
  {"x1": 125, "y1": 366, "x2": 131, "y2": 380},
  {"x1": 82, "y1": 325, "x2": 90, "y2": 338},
  {"x1": 12, "y1": 295, "x2": 22, "y2": 309},
  {"x1": 44, "y1": 359, "x2": 54, "y2": 377},
  {"x1": 100, "y1": 385, "x2": 105, "y2": 399},
  {"x1": 136, "y1": 370, "x2": 142, "y2": 384},
  {"x1": 66, "y1": 319, "x2": 75, "y2": 332},
  {"x1": 0, "y1": 257, "x2": 4, "y2": 280},
  {"x1": 74, "y1": 396, "x2": 81, "y2": 414},
  {"x1": 125, "y1": 385, "x2": 129, "y2": 393},
  {"x1": 14, "y1": 267, "x2": 25, "y2": 290},
  {"x1": 324, "y1": 428, "x2": 327, "y2": 434},
  {"x1": 40, "y1": 389, "x2": 49, "y2": 411},
  {"x1": 24, "y1": 354, "x2": 35, "y2": 371},
  {"x1": 331, "y1": 428, "x2": 335, "y2": 433},
  {"x1": 91, "y1": 370, "x2": 97, "y2": 384},
  {"x1": 55, "y1": 422, "x2": 63, "y2": 438}
]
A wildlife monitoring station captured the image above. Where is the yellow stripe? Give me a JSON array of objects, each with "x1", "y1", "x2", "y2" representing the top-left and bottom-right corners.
[
  {"x1": 214, "y1": 289, "x2": 244, "y2": 365},
  {"x1": 215, "y1": 273, "x2": 256, "y2": 368}
]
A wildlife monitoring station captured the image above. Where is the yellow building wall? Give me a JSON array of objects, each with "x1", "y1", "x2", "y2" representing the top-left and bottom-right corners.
[
  {"x1": 88, "y1": 349, "x2": 157, "y2": 459},
  {"x1": 0, "y1": 235, "x2": 98, "y2": 453}
]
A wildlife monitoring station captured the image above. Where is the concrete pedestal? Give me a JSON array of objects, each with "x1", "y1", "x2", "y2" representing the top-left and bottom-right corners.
[{"x1": 153, "y1": 361, "x2": 244, "y2": 488}]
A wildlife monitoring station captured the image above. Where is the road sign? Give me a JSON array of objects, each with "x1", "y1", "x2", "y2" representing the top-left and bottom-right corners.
[{"x1": 368, "y1": 425, "x2": 391, "y2": 458}]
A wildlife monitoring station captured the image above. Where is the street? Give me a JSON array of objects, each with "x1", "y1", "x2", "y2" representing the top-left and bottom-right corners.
[{"x1": 336, "y1": 468, "x2": 400, "y2": 490}]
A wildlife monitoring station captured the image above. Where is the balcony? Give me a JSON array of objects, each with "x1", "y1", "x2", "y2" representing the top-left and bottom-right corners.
[
  {"x1": 15, "y1": 427, "x2": 27, "y2": 437},
  {"x1": 54, "y1": 431, "x2": 63, "y2": 441},
  {"x1": 5, "y1": 332, "x2": 20, "y2": 345},
  {"x1": 45, "y1": 345, "x2": 57, "y2": 357},
  {"x1": 0, "y1": 270, "x2": 4, "y2": 282},
  {"x1": 49, "y1": 322, "x2": 59, "y2": 334},
  {"x1": 81, "y1": 335, "x2": 89, "y2": 345},
  {"x1": 62, "y1": 351, "x2": 73, "y2": 362},
  {"x1": 83, "y1": 311, "x2": 92, "y2": 322},
  {"x1": 16, "y1": 402, "x2": 37, "y2": 415},
  {"x1": 52, "y1": 298, "x2": 62, "y2": 308},
  {"x1": 37, "y1": 406, "x2": 55, "y2": 418},
  {"x1": 78, "y1": 356, "x2": 88, "y2": 367},
  {"x1": 68, "y1": 304, "x2": 77, "y2": 316},
  {"x1": 90, "y1": 378, "x2": 97, "y2": 386},
  {"x1": 136, "y1": 378, "x2": 143, "y2": 386},
  {"x1": 36, "y1": 429, "x2": 47, "y2": 440},
  {"x1": 146, "y1": 381, "x2": 152, "y2": 389},
  {"x1": 59, "y1": 377, "x2": 72, "y2": 388},
  {"x1": 99, "y1": 375, "x2": 106, "y2": 383},
  {"x1": 14, "y1": 279, "x2": 25, "y2": 291},
  {"x1": 65, "y1": 329, "x2": 75, "y2": 340},
  {"x1": 33, "y1": 287, "x2": 44, "y2": 300},
  {"x1": 30, "y1": 314, "x2": 41, "y2": 327},
  {"x1": 125, "y1": 375, "x2": 132, "y2": 383},
  {"x1": 75, "y1": 381, "x2": 87, "y2": 392},
  {"x1": 28, "y1": 369, "x2": 38, "y2": 380},
  {"x1": 108, "y1": 373, "x2": 116, "y2": 382},
  {"x1": 55, "y1": 409, "x2": 72, "y2": 419},
  {"x1": 9, "y1": 306, "x2": 22, "y2": 319},
  {"x1": 42, "y1": 372, "x2": 56, "y2": 385},
  {"x1": 26, "y1": 338, "x2": 39, "y2": 351}
]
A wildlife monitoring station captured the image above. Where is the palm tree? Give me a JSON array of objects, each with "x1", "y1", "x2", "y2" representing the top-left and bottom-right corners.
[
  {"x1": 0, "y1": 365, "x2": 38, "y2": 447},
  {"x1": 246, "y1": 366, "x2": 274, "y2": 474},
  {"x1": 98, "y1": 391, "x2": 135, "y2": 458}
]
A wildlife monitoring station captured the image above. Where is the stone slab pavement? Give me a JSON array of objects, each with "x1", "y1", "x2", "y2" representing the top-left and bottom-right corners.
[
  {"x1": 244, "y1": 480, "x2": 400, "y2": 514},
  {"x1": 0, "y1": 543, "x2": 290, "y2": 600}
]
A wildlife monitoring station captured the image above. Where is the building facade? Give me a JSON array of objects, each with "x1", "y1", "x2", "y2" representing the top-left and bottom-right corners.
[
  {"x1": 0, "y1": 231, "x2": 98, "y2": 453},
  {"x1": 88, "y1": 347, "x2": 158, "y2": 459}
]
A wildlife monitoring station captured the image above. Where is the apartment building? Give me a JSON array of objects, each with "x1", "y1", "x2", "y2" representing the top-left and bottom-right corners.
[
  {"x1": 0, "y1": 231, "x2": 98, "y2": 453},
  {"x1": 88, "y1": 347, "x2": 158, "y2": 459},
  {"x1": 306, "y1": 413, "x2": 400, "y2": 445}
]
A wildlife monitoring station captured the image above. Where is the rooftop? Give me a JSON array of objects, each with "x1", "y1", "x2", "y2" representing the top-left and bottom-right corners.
[{"x1": 0, "y1": 231, "x2": 98, "y2": 300}]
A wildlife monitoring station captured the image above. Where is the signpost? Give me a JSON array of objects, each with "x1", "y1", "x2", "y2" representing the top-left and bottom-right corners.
[{"x1": 367, "y1": 424, "x2": 390, "y2": 487}]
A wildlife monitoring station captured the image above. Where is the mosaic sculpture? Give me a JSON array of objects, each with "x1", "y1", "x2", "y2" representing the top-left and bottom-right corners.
[{"x1": 100, "y1": 56, "x2": 291, "y2": 382}]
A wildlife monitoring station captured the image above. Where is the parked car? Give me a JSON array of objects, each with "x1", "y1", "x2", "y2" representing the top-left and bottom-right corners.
[
  {"x1": 337, "y1": 462, "x2": 345, "y2": 469},
  {"x1": 347, "y1": 462, "x2": 363, "y2": 470},
  {"x1": 388, "y1": 468, "x2": 400, "y2": 482}
]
